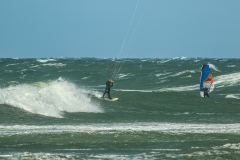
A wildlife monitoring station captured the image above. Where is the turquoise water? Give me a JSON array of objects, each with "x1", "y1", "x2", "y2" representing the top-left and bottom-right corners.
[{"x1": 0, "y1": 58, "x2": 240, "y2": 159}]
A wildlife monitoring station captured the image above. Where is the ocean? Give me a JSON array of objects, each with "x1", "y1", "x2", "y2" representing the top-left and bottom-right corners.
[{"x1": 0, "y1": 57, "x2": 240, "y2": 159}]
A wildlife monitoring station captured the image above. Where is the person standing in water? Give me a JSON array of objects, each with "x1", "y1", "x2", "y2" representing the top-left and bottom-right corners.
[
  {"x1": 102, "y1": 79, "x2": 114, "y2": 99},
  {"x1": 203, "y1": 86, "x2": 209, "y2": 98}
]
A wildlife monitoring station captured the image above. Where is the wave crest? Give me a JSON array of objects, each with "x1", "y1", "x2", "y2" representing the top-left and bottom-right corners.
[{"x1": 0, "y1": 79, "x2": 102, "y2": 118}]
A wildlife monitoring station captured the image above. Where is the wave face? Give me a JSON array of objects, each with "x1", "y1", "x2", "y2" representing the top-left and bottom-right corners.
[
  {"x1": 0, "y1": 58, "x2": 240, "y2": 159},
  {"x1": 0, "y1": 78, "x2": 102, "y2": 118}
]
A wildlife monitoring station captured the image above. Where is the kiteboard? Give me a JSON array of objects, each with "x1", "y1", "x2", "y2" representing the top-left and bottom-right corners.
[{"x1": 101, "y1": 97, "x2": 118, "y2": 101}]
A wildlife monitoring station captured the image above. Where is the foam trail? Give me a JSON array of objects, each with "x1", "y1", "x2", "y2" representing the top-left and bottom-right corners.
[
  {"x1": 225, "y1": 94, "x2": 240, "y2": 99},
  {"x1": 0, "y1": 79, "x2": 102, "y2": 118},
  {"x1": 0, "y1": 123, "x2": 240, "y2": 136}
]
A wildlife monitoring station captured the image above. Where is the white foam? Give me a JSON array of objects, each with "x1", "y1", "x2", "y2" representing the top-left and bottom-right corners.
[
  {"x1": 37, "y1": 59, "x2": 57, "y2": 63},
  {"x1": 172, "y1": 57, "x2": 188, "y2": 60},
  {"x1": 180, "y1": 56, "x2": 188, "y2": 60},
  {"x1": 155, "y1": 70, "x2": 196, "y2": 79},
  {"x1": 183, "y1": 75, "x2": 192, "y2": 78},
  {"x1": 157, "y1": 59, "x2": 171, "y2": 63},
  {"x1": 214, "y1": 72, "x2": 240, "y2": 88},
  {"x1": 116, "y1": 73, "x2": 134, "y2": 79},
  {"x1": 219, "y1": 143, "x2": 240, "y2": 150},
  {"x1": 82, "y1": 76, "x2": 90, "y2": 79},
  {"x1": 0, "y1": 155, "x2": 12, "y2": 158},
  {"x1": 42, "y1": 63, "x2": 66, "y2": 67},
  {"x1": 225, "y1": 94, "x2": 240, "y2": 99},
  {"x1": 155, "y1": 72, "x2": 171, "y2": 77},
  {"x1": 0, "y1": 123, "x2": 239, "y2": 136},
  {"x1": 29, "y1": 63, "x2": 66, "y2": 68},
  {"x1": 5, "y1": 63, "x2": 19, "y2": 67},
  {"x1": 29, "y1": 65, "x2": 41, "y2": 68},
  {"x1": 227, "y1": 65, "x2": 236, "y2": 67},
  {"x1": 172, "y1": 57, "x2": 179, "y2": 60},
  {"x1": 0, "y1": 79, "x2": 102, "y2": 118},
  {"x1": 194, "y1": 59, "x2": 201, "y2": 62},
  {"x1": 171, "y1": 70, "x2": 196, "y2": 77}
]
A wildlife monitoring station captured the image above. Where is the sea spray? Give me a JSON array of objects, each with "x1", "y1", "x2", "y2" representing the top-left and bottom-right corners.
[{"x1": 0, "y1": 78, "x2": 103, "y2": 118}]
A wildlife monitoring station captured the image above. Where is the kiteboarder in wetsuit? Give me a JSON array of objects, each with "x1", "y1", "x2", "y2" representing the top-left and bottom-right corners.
[
  {"x1": 102, "y1": 79, "x2": 114, "y2": 99},
  {"x1": 203, "y1": 86, "x2": 209, "y2": 98}
]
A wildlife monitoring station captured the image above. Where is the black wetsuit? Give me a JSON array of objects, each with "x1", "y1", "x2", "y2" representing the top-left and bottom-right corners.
[
  {"x1": 102, "y1": 80, "x2": 113, "y2": 99},
  {"x1": 203, "y1": 87, "x2": 209, "y2": 98}
]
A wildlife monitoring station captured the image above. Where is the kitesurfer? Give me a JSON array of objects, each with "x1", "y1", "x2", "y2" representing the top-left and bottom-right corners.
[
  {"x1": 203, "y1": 86, "x2": 209, "y2": 98},
  {"x1": 102, "y1": 79, "x2": 114, "y2": 99}
]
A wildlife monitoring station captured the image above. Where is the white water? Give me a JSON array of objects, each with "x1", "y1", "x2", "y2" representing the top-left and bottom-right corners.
[
  {"x1": 116, "y1": 72, "x2": 240, "y2": 92},
  {"x1": 214, "y1": 72, "x2": 240, "y2": 87},
  {"x1": 37, "y1": 59, "x2": 57, "y2": 63},
  {"x1": 0, "y1": 123, "x2": 240, "y2": 136},
  {"x1": 225, "y1": 94, "x2": 240, "y2": 99},
  {"x1": 0, "y1": 79, "x2": 102, "y2": 118}
]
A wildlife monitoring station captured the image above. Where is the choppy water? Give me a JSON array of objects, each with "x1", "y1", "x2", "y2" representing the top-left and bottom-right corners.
[{"x1": 0, "y1": 58, "x2": 240, "y2": 159}]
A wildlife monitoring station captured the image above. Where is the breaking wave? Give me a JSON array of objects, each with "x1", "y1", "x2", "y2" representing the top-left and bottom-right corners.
[{"x1": 0, "y1": 78, "x2": 103, "y2": 118}]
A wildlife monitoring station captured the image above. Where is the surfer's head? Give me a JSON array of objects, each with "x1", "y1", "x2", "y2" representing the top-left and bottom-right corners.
[
  {"x1": 107, "y1": 79, "x2": 113, "y2": 83},
  {"x1": 202, "y1": 64, "x2": 206, "y2": 69}
]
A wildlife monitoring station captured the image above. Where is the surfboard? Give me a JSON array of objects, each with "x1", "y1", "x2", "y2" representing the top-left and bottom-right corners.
[{"x1": 101, "y1": 97, "x2": 118, "y2": 101}]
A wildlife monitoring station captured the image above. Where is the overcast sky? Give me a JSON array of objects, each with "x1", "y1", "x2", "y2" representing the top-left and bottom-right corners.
[{"x1": 0, "y1": 0, "x2": 239, "y2": 59}]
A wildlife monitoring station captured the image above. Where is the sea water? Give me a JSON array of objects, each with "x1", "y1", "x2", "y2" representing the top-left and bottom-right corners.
[{"x1": 0, "y1": 58, "x2": 240, "y2": 159}]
